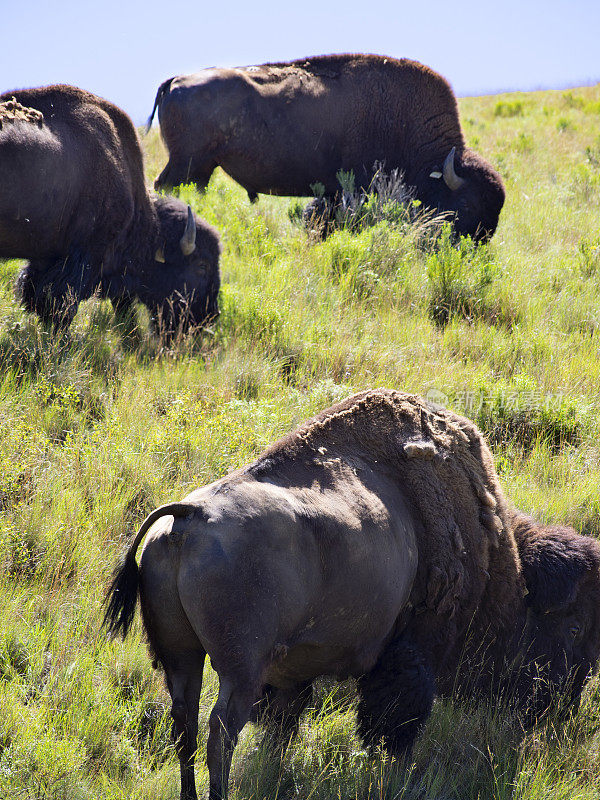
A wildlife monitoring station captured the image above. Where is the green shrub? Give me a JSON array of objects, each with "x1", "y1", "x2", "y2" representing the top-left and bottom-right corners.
[
  {"x1": 577, "y1": 235, "x2": 600, "y2": 277},
  {"x1": 476, "y1": 399, "x2": 582, "y2": 453},
  {"x1": 585, "y1": 137, "x2": 600, "y2": 167},
  {"x1": 426, "y1": 228, "x2": 511, "y2": 327},
  {"x1": 219, "y1": 285, "x2": 289, "y2": 353},
  {"x1": 515, "y1": 132, "x2": 534, "y2": 153},
  {"x1": 304, "y1": 164, "x2": 444, "y2": 239},
  {"x1": 494, "y1": 100, "x2": 524, "y2": 117},
  {"x1": 557, "y1": 116, "x2": 574, "y2": 133},
  {"x1": 0, "y1": 633, "x2": 30, "y2": 680},
  {"x1": 570, "y1": 163, "x2": 600, "y2": 203},
  {"x1": 562, "y1": 91, "x2": 585, "y2": 110}
]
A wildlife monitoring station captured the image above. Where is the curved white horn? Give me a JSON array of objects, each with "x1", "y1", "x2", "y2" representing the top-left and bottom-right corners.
[
  {"x1": 180, "y1": 205, "x2": 196, "y2": 256},
  {"x1": 443, "y1": 147, "x2": 465, "y2": 191}
]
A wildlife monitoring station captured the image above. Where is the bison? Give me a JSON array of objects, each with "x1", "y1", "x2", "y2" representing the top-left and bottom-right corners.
[
  {"x1": 104, "y1": 389, "x2": 600, "y2": 800},
  {"x1": 148, "y1": 54, "x2": 505, "y2": 242},
  {"x1": 0, "y1": 87, "x2": 221, "y2": 330}
]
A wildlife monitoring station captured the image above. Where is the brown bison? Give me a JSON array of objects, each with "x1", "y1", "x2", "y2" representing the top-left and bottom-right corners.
[
  {"x1": 0, "y1": 87, "x2": 220, "y2": 330},
  {"x1": 148, "y1": 54, "x2": 505, "y2": 242},
  {"x1": 104, "y1": 390, "x2": 600, "y2": 800}
]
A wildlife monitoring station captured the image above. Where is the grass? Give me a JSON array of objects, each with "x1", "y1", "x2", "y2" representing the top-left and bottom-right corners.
[{"x1": 0, "y1": 79, "x2": 600, "y2": 798}]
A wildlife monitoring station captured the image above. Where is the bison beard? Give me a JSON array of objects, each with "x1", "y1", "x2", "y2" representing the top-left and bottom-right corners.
[
  {"x1": 357, "y1": 634, "x2": 435, "y2": 756},
  {"x1": 104, "y1": 390, "x2": 600, "y2": 800}
]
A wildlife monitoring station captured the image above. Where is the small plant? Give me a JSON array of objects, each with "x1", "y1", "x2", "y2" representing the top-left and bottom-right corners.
[
  {"x1": 235, "y1": 369, "x2": 261, "y2": 400},
  {"x1": 570, "y1": 163, "x2": 600, "y2": 203},
  {"x1": 494, "y1": 100, "x2": 524, "y2": 118},
  {"x1": 474, "y1": 395, "x2": 582, "y2": 453},
  {"x1": 0, "y1": 458, "x2": 33, "y2": 511},
  {"x1": 557, "y1": 117, "x2": 573, "y2": 133},
  {"x1": 0, "y1": 521, "x2": 44, "y2": 579},
  {"x1": 562, "y1": 91, "x2": 585, "y2": 110},
  {"x1": 515, "y1": 132, "x2": 534, "y2": 154},
  {"x1": 303, "y1": 162, "x2": 444, "y2": 240},
  {"x1": 287, "y1": 199, "x2": 305, "y2": 226},
  {"x1": 585, "y1": 137, "x2": 600, "y2": 168},
  {"x1": 577, "y1": 235, "x2": 600, "y2": 277},
  {"x1": 34, "y1": 376, "x2": 82, "y2": 410},
  {"x1": 335, "y1": 169, "x2": 356, "y2": 195},
  {"x1": 426, "y1": 227, "x2": 508, "y2": 327},
  {"x1": 0, "y1": 633, "x2": 30, "y2": 680}
]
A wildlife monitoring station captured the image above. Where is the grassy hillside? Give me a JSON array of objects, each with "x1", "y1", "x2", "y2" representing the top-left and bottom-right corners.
[{"x1": 1, "y1": 81, "x2": 600, "y2": 799}]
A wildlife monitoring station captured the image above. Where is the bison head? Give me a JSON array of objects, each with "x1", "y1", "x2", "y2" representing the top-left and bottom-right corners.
[
  {"x1": 423, "y1": 147, "x2": 505, "y2": 243},
  {"x1": 146, "y1": 195, "x2": 221, "y2": 332},
  {"x1": 510, "y1": 515, "x2": 600, "y2": 718}
]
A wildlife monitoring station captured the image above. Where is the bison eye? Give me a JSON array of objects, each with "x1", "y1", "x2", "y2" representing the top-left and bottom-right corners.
[{"x1": 569, "y1": 622, "x2": 583, "y2": 642}]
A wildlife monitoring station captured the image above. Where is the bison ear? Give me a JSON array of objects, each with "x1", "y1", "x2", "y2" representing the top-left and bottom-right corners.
[{"x1": 516, "y1": 519, "x2": 599, "y2": 613}]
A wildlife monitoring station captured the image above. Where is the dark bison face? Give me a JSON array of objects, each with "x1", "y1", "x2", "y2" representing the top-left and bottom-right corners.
[
  {"x1": 150, "y1": 195, "x2": 221, "y2": 332},
  {"x1": 421, "y1": 147, "x2": 505, "y2": 243},
  {"x1": 512, "y1": 520, "x2": 600, "y2": 718}
]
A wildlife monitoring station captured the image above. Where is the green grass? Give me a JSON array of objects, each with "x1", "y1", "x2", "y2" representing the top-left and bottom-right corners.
[{"x1": 1, "y1": 80, "x2": 600, "y2": 798}]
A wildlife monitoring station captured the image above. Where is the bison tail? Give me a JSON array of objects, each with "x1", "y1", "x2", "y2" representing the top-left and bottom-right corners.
[
  {"x1": 103, "y1": 551, "x2": 140, "y2": 639},
  {"x1": 102, "y1": 501, "x2": 200, "y2": 638},
  {"x1": 145, "y1": 77, "x2": 175, "y2": 134}
]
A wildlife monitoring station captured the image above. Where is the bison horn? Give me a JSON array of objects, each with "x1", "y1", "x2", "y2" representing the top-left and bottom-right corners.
[
  {"x1": 154, "y1": 245, "x2": 165, "y2": 263},
  {"x1": 180, "y1": 205, "x2": 197, "y2": 256},
  {"x1": 443, "y1": 147, "x2": 465, "y2": 191}
]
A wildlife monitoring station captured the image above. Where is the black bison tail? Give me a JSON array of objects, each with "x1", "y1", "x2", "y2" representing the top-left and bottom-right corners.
[
  {"x1": 102, "y1": 501, "x2": 199, "y2": 639},
  {"x1": 146, "y1": 77, "x2": 174, "y2": 134},
  {"x1": 357, "y1": 635, "x2": 435, "y2": 758},
  {"x1": 103, "y1": 551, "x2": 140, "y2": 640}
]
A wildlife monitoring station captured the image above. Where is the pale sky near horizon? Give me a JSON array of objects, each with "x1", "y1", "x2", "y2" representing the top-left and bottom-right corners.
[{"x1": 2, "y1": 1, "x2": 599, "y2": 124}]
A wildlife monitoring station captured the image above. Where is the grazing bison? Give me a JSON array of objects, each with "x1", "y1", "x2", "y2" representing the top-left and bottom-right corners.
[
  {"x1": 104, "y1": 390, "x2": 600, "y2": 800},
  {"x1": 0, "y1": 87, "x2": 220, "y2": 329},
  {"x1": 148, "y1": 54, "x2": 505, "y2": 242}
]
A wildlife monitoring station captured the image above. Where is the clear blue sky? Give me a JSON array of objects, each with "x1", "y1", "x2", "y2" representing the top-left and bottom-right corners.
[{"x1": 2, "y1": 1, "x2": 599, "y2": 124}]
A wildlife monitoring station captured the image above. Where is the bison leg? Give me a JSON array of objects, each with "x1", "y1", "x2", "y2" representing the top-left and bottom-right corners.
[
  {"x1": 16, "y1": 263, "x2": 79, "y2": 328},
  {"x1": 253, "y1": 681, "x2": 312, "y2": 750},
  {"x1": 357, "y1": 635, "x2": 435, "y2": 759},
  {"x1": 207, "y1": 677, "x2": 258, "y2": 800},
  {"x1": 15, "y1": 253, "x2": 100, "y2": 328},
  {"x1": 139, "y1": 532, "x2": 209, "y2": 800},
  {"x1": 167, "y1": 658, "x2": 206, "y2": 800},
  {"x1": 155, "y1": 157, "x2": 216, "y2": 193}
]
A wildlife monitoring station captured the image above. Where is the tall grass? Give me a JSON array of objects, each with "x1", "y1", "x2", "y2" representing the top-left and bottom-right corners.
[{"x1": 0, "y1": 80, "x2": 599, "y2": 797}]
